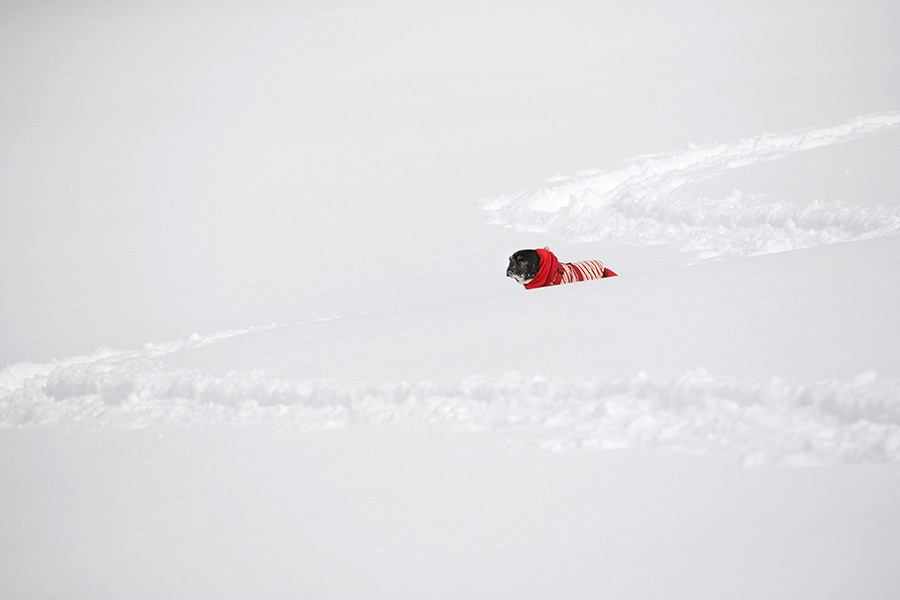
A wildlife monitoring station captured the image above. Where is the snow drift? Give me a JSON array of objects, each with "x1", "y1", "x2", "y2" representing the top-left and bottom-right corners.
[{"x1": 3, "y1": 338, "x2": 899, "y2": 468}]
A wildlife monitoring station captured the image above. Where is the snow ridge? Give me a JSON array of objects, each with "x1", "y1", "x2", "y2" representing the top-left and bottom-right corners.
[
  {"x1": 3, "y1": 334, "x2": 899, "y2": 467},
  {"x1": 0, "y1": 325, "x2": 279, "y2": 394},
  {"x1": 479, "y1": 112, "x2": 900, "y2": 261}
]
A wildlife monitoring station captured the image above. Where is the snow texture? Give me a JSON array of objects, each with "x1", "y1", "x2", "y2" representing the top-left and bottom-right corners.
[
  {"x1": 480, "y1": 113, "x2": 900, "y2": 260},
  {"x1": 5, "y1": 116, "x2": 898, "y2": 467},
  {"x1": 3, "y1": 323, "x2": 899, "y2": 467},
  {"x1": 3, "y1": 0, "x2": 900, "y2": 598}
]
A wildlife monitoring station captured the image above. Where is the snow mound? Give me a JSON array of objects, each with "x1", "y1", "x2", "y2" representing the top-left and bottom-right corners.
[
  {"x1": 479, "y1": 112, "x2": 900, "y2": 261},
  {"x1": 3, "y1": 332, "x2": 899, "y2": 467}
]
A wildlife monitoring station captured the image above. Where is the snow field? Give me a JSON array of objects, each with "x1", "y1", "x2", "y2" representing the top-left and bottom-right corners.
[
  {"x1": 0, "y1": 113, "x2": 900, "y2": 472},
  {"x1": 2, "y1": 1, "x2": 900, "y2": 597}
]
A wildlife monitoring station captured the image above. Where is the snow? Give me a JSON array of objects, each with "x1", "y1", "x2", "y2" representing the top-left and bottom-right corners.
[
  {"x1": 480, "y1": 114, "x2": 900, "y2": 258},
  {"x1": 2, "y1": 0, "x2": 900, "y2": 598},
  {"x1": 4, "y1": 428, "x2": 897, "y2": 599}
]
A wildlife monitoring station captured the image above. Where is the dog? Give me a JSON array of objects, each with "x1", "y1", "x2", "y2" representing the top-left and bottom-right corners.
[{"x1": 507, "y1": 247, "x2": 617, "y2": 289}]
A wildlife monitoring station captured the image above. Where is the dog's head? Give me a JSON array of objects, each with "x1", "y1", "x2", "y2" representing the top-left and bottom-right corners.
[{"x1": 506, "y1": 249, "x2": 541, "y2": 284}]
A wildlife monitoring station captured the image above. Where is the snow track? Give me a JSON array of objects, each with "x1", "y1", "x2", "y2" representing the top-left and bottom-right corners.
[
  {"x1": 480, "y1": 113, "x2": 900, "y2": 260},
  {"x1": 4, "y1": 113, "x2": 899, "y2": 468},
  {"x1": 3, "y1": 334, "x2": 899, "y2": 467}
]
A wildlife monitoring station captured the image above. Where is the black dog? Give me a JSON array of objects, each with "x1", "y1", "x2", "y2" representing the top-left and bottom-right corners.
[
  {"x1": 506, "y1": 250, "x2": 542, "y2": 285},
  {"x1": 507, "y1": 248, "x2": 616, "y2": 290}
]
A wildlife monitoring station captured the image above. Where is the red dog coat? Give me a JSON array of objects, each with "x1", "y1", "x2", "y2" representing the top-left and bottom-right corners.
[{"x1": 523, "y1": 248, "x2": 617, "y2": 290}]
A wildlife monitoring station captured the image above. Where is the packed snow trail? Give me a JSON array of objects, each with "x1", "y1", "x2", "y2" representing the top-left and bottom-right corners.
[
  {"x1": 480, "y1": 112, "x2": 900, "y2": 260},
  {"x1": 3, "y1": 333, "x2": 899, "y2": 467}
]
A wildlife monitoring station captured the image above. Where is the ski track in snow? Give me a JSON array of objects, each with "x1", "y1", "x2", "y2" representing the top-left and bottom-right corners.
[
  {"x1": 479, "y1": 112, "x2": 900, "y2": 261},
  {"x1": 2, "y1": 330, "x2": 899, "y2": 468}
]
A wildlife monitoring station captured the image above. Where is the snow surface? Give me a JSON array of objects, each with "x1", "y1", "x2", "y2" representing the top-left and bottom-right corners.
[{"x1": 2, "y1": 1, "x2": 900, "y2": 598}]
